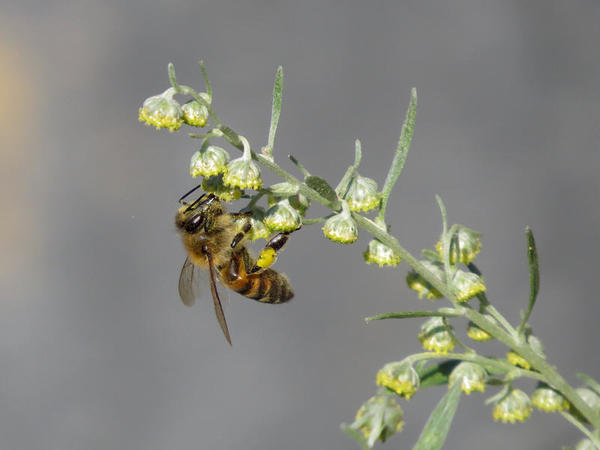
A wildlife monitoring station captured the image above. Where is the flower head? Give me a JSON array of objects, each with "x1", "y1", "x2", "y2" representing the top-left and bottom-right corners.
[
  {"x1": 436, "y1": 227, "x2": 482, "y2": 265},
  {"x1": 190, "y1": 145, "x2": 230, "y2": 178},
  {"x1": 364, "y1": 239, "x2": 402, "y2": 267},
  {"x1": 449, "y1": 362, "x2": 487, "y2": 394},
  {"x1": 406, "y1": 261, "x2": 445, "y2": 300},
  {"x1": 201, "y1": 174, "x2": 243, "y2": 202},
  {"x1": 322, "y1": 201, "x2": 358, "y2": 244},
  {"x1": 263, "y1": 198, "x2": 302, "y2": 233},
  {"x1": 506, "y1": 351, "x2": 531, "y2": 370},
  {"x1": 238, "y1": 207, "x2": 271, "y2": 241},
  {"x1": 181, "y1": 98, "x2": 209, "y2": 127},
  {"x1": 466, "y1": 320, "x2": 493, "y2": 342},
  {"x1": 138, "y1": 88, "x2": 183, "y2": 131},
  {"x1": 376, "y1": 362, "x2": 420, "y2": 399},
  {"x1": 222, "y1": 136, "x2": 262, "y2": 190},
  {"x1": 345, "y1": 174, "x2": 380, "y2": 212},
  {"x1": 493, "y1": 389, "x2": 533, "y2": 423},
  {"x1": 351, "y1": 391, "x2": 404, "y2": 446},
  {"x1": 418, "y1": 317, "x2": 455, "y2": 353},
  {"x1": 452, "y1": 270, "x2": 486, "y2": 302},
  {"x1": 531, "y1": 383, "x2": 569, "y2": 412}
]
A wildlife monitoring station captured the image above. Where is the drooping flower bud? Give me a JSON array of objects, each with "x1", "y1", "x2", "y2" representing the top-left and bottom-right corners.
[
  {"x1": 201, "y1": 174, "x2": 243, "y2": 202},
  {"x1": 239, "y1": 207, "x2": 270, "y2": 241},
  {"x1": 506, "y1": 351, "x2": 531, "y2": 370},
  {"x1": 345, "y1": 174, "x2": 380, "y2": 212},
  {"x1": 223, "y1": 137, "x2": 262, "y2": 190},
  {"x1": 190, "y1": 145, "x2": 230, "y2": 178},
  {"x1": 436, "y1": 227, "x2": 482, "y2": 265},
  {"x1": 263, "y1": 198, "x2": 302, "y2": 233},
  {"x1": 493, "y1": 389, "x2": 533, "y2": 423},
  {"x1": 418, "y1": 317, "x2": 455, "y2": 354},
  {"x1": 350, "y1": 391, "x2": 404, "y2": 447},
  {"x1": 466, "y1": 320, "x2": 493, "y2": 342},
  {"x1": 531, "y1": 382, "x2": 569, "y2": 413},
  {"x1": 449, "y1": 362, "x2": 487, "y2": 394},
  {"x1": 181, "y1": 98, "x2": 209, "y2": 127},
  {"x1": 364, "y1": 238, "x2": 402, "y2": 267},
  {"x1": 322, "y1": 201, "x2": 358, "y2": 244},
  {"x1": 406, "y1": 261, "x2": 445, "y2": 300},
  {"x1": 452, "y1": 270, "x2": 486, "y2": 302},
  {"x1": 138, "y1": 88, "x2": 183, "y2": 131},
  {"x1": 376, "y1": 362, "x2": 420, "y2": 399}
]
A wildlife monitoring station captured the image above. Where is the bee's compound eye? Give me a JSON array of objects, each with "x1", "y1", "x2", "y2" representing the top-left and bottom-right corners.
[{"x1": 184, "y1": 214, "x2": 205, "y2": 233}]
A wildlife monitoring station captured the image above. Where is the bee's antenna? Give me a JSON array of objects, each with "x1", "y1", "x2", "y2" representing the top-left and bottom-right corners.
[{"x1": 179, "y1": 184, "x2": 204, "y2": 205}]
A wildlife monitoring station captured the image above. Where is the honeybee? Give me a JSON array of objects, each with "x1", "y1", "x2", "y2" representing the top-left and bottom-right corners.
[{"x1": 175, "y1": 185, "x2": 294, "y2": 345}]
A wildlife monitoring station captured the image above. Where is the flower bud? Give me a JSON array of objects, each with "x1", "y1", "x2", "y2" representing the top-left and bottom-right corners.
[
  {"x1": 190, "y1": 145, "x2": 230, "y2": 178},
  {"x1": 364, "y1": 239, "x2": 402, "y2": 267},
  {"x1": 466, "y1": 320, "x2": 493, "y2": 342},
  {"x1": 506, "y1": 351, "x2": 531, "y2": 370},
  {"x1": 239, "y1": 207, "x2": 271, "y2": 241},
  {"x1": 201, "y1": 174, "x2": 243, "y2": 202},
  {"x1": 452, "y1": 270, "x2": 486, "y2": 302},
  {"x1": 531, "y1": 383, "x2": 569, "y2": 412},
  {"x1": 181, "y1": 98, "x2": 209, "y2": 127},
  {"x1": 376, "y1": 362, "x2": 420, "y2": 399},
  {"x1": 222, "y1": 137, "x2": 262, "y2": 190},
  {"x1": 436, "y1": 227, "x2": 482, "y2": 265},
  {"x1": 138, "y1": 88, "x2": 183, "y2": 131},
  {"x1": 263, "y1": 198, "x2": 302, "y2": 233},
  {"x1": 449, "y1": 362, "x2": 487, "y2": 394},
  {"x1": 351, "y1": 391, "x2": 404, "y2": 446},
  {"x1": 406, "y1": 261, "x2": 445, "y2": 300},
  {"x1": 322, "y1": 202, "x2": 358, "y2": 244},
  {"x1": 493, "y1": 389, "x2": 533, "y2": 423},
  {"x1": 418, "y1": 317, "x2": 455, "y2": 353},
  {"x1": 345, "y1": 175, "x2": 380, "y2": 212}
]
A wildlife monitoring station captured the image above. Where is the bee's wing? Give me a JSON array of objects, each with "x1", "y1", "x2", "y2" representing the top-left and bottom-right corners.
[
  {"x1": 206, "y1": 251, "x2": 232, "y2": 346},
  {"x1": 178, "y1": 256, "x2": 200, "y2": 306}
]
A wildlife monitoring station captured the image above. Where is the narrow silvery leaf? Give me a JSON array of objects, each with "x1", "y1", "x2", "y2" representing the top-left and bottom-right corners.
[
  {"x1": 518, "y1": 227, "x2": 539, "y2": 335},
  {"x1": 412, "y1": 383, "x2": 462, "y2": 450},
  {"x1": 305, "y1": 175, "x2": 338, "y2": 203},
  {"x1": 267, "y1": 66, "x2": 283, "y2": 153}
]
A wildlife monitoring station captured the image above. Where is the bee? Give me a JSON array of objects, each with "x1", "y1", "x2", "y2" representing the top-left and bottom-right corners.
[{"x1": 175, "y1": 184, "x2": 294, "y2": 345}]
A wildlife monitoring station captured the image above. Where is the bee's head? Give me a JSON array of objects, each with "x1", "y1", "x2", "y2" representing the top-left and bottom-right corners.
[{"x1": 175, "y1": 190, "x2": 221, "y2": 233}]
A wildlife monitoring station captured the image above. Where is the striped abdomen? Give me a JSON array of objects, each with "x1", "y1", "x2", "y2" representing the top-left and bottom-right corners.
[{"x1": 218, "y1": 248, "x2": 293, "y2": 304}]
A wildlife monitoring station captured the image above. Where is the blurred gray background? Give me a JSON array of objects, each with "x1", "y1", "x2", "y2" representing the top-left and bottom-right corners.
[{"x1": 2, "y1": 0, "x2": 600, "y2": 449}]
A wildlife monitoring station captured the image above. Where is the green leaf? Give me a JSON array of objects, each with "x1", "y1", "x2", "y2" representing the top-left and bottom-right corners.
[
  {"x1": 341, "y1": 424, "x2": 370, "y2": 450},
  {"x1": 417, "y1": 360, "x2": 461, "y2": 389},
  {"x1": 577, "y1": 373, "x2": 600, "y2": 396},
  {"x1": 198, "y1": 60, "x2": 212, "y2": 101},
  {"x1": 267, "y1": 182, "x2": 299, "y2": 197},
  {"x1": 305, "y1": 175, "x2": 338, "y2": 204},
  {"x1": 518, "y1": 227, "x2": 539, "y2": 335},
  {"x1": 378, "y1": 88, "x2": 417, "y2": 220},
  {"x1": 412, "y1": 383, "x2": 462, "y2": 450},
  {"x1": 365, "y1": 310, "x2": 461, "y2": 322},
  {"x1": 267, "y1": 66, "x2": 283, "y2": 154},
  {"x1": 219, "y1": 125, "x2": 243, "y2": 149}
]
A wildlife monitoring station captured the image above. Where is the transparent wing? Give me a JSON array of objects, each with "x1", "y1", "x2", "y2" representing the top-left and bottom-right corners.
[
  {"x1": 206, "y1": 251, "x2": 232, "y2": 345},
  {"x1": 178, "y1": 256, "x2": 205, "y2": 306}
]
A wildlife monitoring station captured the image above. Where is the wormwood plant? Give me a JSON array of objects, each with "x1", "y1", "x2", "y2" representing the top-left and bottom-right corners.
[{"x1": 139, "y1": 62, "x2": 600, "y2": 449}]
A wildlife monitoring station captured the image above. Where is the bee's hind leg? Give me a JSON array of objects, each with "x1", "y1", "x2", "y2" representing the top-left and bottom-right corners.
[{"x1": 249, "y1": 228, "x2": 299, "y2": 273}]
